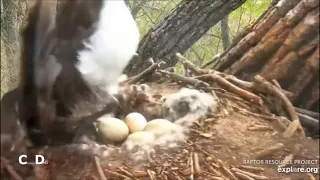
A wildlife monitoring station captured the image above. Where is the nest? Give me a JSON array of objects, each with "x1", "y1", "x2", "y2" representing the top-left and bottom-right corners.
[{"x1": 1, "y1": 54, "x2": 319, "y2": 180}]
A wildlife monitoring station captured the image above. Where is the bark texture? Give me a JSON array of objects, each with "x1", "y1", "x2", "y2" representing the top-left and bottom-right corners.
[
  {"x1": 210, "y1": 0, "x2": 319, "y2": 112},
  {"x1": 125, "y1": 0, "x2": 246, "y2": 76},
  {"x1": 221, "y1": 15, "x2": 231, "y2": 50}
]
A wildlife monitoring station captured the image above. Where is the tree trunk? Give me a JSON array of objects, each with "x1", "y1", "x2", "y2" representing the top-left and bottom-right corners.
[
  {"x1": 210, "y1": 0, "x2": 319, "y2": 112},
  {"x1": 1, "y1": 0, "x2": 21, "y2": 92},
  {"x1": 221, "y1": 15, "x2": 231, "y2": 50},
  {"x1": 124, "y1": 0, "x2": 246, "y2": 76}
]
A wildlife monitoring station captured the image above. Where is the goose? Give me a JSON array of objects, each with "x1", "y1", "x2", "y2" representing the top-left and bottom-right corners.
[{"x1": 19, "y1": 0, "x2": 140, "y2": 146}]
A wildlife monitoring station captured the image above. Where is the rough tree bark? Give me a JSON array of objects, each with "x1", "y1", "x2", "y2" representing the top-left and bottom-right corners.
[
  {"x1": 0, "y1": 0, "x2": 24, "y2": 93},
  {"x1": 124, "y1": 0, "x2": 246, "y2": 76},
  {"x1": 221, "y1": 15, "x2": 231, "y2": 50},
  {"x1": 210, "y1": 0, "x2": 319, "y2": 112}
]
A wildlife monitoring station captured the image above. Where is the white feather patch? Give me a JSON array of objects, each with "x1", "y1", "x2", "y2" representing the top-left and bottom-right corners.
[{"x1": 77, "y1": 0, "x2": 140, "y2": 95}]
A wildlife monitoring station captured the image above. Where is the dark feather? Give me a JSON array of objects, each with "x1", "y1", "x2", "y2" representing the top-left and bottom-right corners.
[
  {"x1": 19, "y1": 0, "x2": 113, "y2": 146},
  {"x1": 19, "y1": 0, "x2": 54, "y2": 145}
]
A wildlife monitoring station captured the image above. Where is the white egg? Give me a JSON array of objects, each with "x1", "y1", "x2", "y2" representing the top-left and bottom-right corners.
[
  {"x1": 125, "y1": 131, "x2": 155, "y2": 144},
  {"x1": 143, "y1": 119, "x2": 177, "y2": 134},
  {"x1": 97, "y1": 115, "x2": 129, "y2": 143},
  {"x1": 125, "y1": 112, "x2": 147, "y2": 133}
]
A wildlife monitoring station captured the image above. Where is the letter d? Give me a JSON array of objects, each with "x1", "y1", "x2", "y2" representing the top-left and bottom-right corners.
[{"x1": 35, "y1": 155, "x2": 45, "y2": 164}]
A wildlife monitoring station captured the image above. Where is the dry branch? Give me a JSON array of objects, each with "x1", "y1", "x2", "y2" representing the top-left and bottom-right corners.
[
  {"x1": 201, "y1": 53, "x2": 221, "y2": 69},
  {"x1": 117, "y1": 167, "x2": 134, "y2": 179},
  {"x1": 193, "y1": 152, "x2": 202, "y2": 176},
  {"x1": 125, "y1": 58, "x2": 165, "y2": 84},
  {"x1": 252, "y1": 75, "x2": 306, "y2": 137},
  {"x1": 297, "y1": 113, "x2": 319, "y2": 130},
  {"x1": 134, "y1": 171, "x2": 148, "y2": 178},
  {"x1": 295, "y1": 107, "x2": 319, "y2": 119},
  {"x1": 234, "y1": 172, "x2": 255, "y2": 180},
  {"x1": 94, "y1": 156, "x2": 107, "y2": 180},
  {"x1": 173, "y1": 53, "x2": 303, "y2": 113},
  {"x1": 238, "y1": 165, "x2": 264, "y2": 172},
  {"x1": 248, "y1": 125, "x2": 273, "y2": 131},
  {"x1": 231, "y1": 167, "x2": 268, "y2": 180},
  {"x1": 164, "y1": 53, "x2": 314, "y2": 138},
  {"x1": 254, "y1": 143, "x2": 284, "y2": 159},
  {"x1": 196, "y1": 73, "x2": 263, "y2": 105},
  {"x1": 238, "y1": 109, "x2": 277, "y2": 121},
  {"x1": 106, "y1": 170, "x2": 131, "y2": 180},
  {"x1": 224, "y1": 74, "x2": 293, "y2": 98},
  {"x1": 217, "y1": 159, "x2": 238, "y2": 180},
  {"x1": 176, "y1": 52, "x2": 208, "y2": 75},
  {"x1": 189, "y1": 153, "x2": 195, "y2": 180},
  {"x1": 157, "y1": 70, "x2": 209, "y2": 88}
]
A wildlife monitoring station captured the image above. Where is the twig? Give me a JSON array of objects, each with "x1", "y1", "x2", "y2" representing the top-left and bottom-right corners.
[
  {"x1": 295, "y1": 107, "x2": 319, "y2": 120},
  {"x1": 297, "y1": 113, "x2": 319, "y2": 130},
  {"x1": 238, "y1": 165, "x2": 264, "y2": 172},
  {"x1": 231, "y1": 167, "x2": 269, "y2": 180},
  {"x1": 217, "y1": 159, "x2": 238, "y2": 180},
  {"x1": 94, "y1": 156, "x2": 107, "y2": 180},
  {"x1": 234, "y1": 172, "x2": 255, "y2": 180},
  {"x1": 253, "y1": 75, "x2": 305, "y2": 138},
  {"x1": 106, "y1": 170, "x2": 131, "y2": 180},
  {"x1": 117, "y1": 167, "x2": 134, "y2": 178},
  {"x1": 271, "y1": 79, "x2": 282, "y2": 89},
  {"x1": 254, "y1": 143, "x2": 284, "y2": 159},
  {"x1": 203, "y1": 171, "x2": 224, "y2": 179},
  {"x1": 125, "y1": 58, "x2": 165, "y2": 84},
  {"x1": 239, "y1": 109, "x2": 277, "y2": 121},
  {"x1": 133, "y1": 171, "x2": 148, "y2": 177},
  {"x1": 183, "y1": 64, "x2": 190, "y2": 77},
  {"x1": 201, "y1": 53, "x2": 221, "y2": 69},
  {"x1": 215, "y1": 91, "x2": 246, "y2": 102},
  {"x1": 248, "y1": 125, "x2": 273, "y2": 131},
  {"x1": 270, "y1": 79, "x2": 288, "y2": 116},
  {"x1": 158, "y1": 70, "x2": 209, "y2": 88},
  {"x1": 224, "y1": 75, "x2": 253, "y2": 90},
  {"x1": 175, "y1": 53, "x2": 208, "y2": 75},
  {"x1": 210, "y1": 90, "x2": 220, "y2": 103},
  {"x1": 1, "y1": 157, "x2": 23, "y2": 180},
  {"x1": 208, "y1": 165, "x2": 224, "y2": 177},
  {"x1": 193, "y1": 152, "x2": 202, "y2": 175},
  {"x1": 209, "y1": 177, "x2": 224, "y2": 180},
  {"x1": 225, "y1": 75, "x2": 293, "y2": 98},
  {"x1": 172, "y1": 171, "x2": 185, "y2": 180},
  {"x1": 147, "y1": 169, "x2": 156, "y2": 180},
  {"x1": 164, "y1": 171, "x2": 184, "y2": 180},
  {"x1": 285, "y1": 117, "x2": 306, "y2": 137},
  {"x1": 157, "y1": 166, "x2": 165, "y2": 176},
  {"x1": 190, "y1": 153, "x2": 195, "y2": 180}
]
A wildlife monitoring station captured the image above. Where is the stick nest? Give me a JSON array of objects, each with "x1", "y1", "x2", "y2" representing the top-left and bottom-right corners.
[{"x1": 1, "y1": 54, "x2": 319, "y2": 180}]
